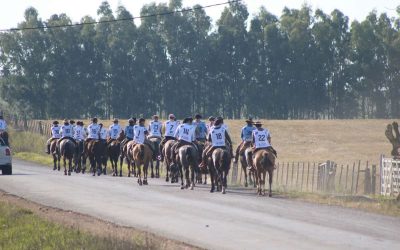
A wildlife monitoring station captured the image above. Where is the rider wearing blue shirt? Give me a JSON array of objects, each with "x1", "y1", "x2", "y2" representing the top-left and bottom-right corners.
[
  {"x1": 124, "y1": 118, "x2": 135, "y2": 140},
  {"x1": 234, "y1": 118, "x2": 255, "y2": 163},
  {"x1": 193, "y1": 114, "x2": 208, "y2": 142}
]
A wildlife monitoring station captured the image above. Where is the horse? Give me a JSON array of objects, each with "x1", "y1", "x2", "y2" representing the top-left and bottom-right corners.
[
  {"x1": 195, "y1": 141, "x2": 208, "y2": 185},
  {"x1": 84, "y1": 140, "x2": 107, "y2": 176},
  {"x1": 108, "y1": 138, "x2": 122, "y2": 177},
  {"x1": 74, "y1": 140, "x2": 84, "y2": 173},
  {"x1": 208, "y1": 148, "x2": 231, "y2": 194},
  {"x1": 0, "y1": 131, "x2": 9, "y2": 146},
  {"x1": 50, "y1": 139, "x2": 61, "y2": 171},
  {"x1": 177, "y1": 144, "x2": 198, "y2": 190},
  {"x1": 238, "y1": 143, "x2": 256, "y2": 188},
  {"x1": 123, "y1": 141, "x2": 137, "y2": 177},
  {"x1": 131, "y1": 143, "x2": 152, "y2": 185},
  {"x1": 254, "y1": 148, "x2": 276, "y2": 196},
  {"x1": 59, "y1": 139, "x2": 75, "y2": 176},
  {"x1": 148, "y1": 136, "x2": 161, "y2": 178},
  {"x1": 162, "y1": 139, "x2": 177, "y2": 183}
]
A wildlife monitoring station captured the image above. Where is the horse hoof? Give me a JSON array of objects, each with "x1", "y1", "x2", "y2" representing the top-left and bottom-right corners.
[
  {"x1": 53, "y1": 167, "x2": 56, "y2": 171},
  {"x1": 166, "y1": 177, "x2": 169, "y2": 182},
  {"x1": 64, "y1": 171, "x2": 67, "y2": 175},
  {"x1": 128, "y1": 173, "x2": 131, "y2": 177},
  {"x1": 222, "y1": 190, "x2": 226, "y2": 194},
  {"x1": 210, "y1": 189, "x2": 214, "y2": 193},
  {"x1": 180, "y1": 186, "x2": 184, "y2": 190},
  {"x1": 190, "y1": 186, "x2": 194, "y2": 190},
  {"x1": 68, "y1": 172, "x2": 71, "y2": 176},
  {"x1": 269, "y1": 193, "x2": 272, "y2": 197},
  {"x1": 151, "y1": 173, "x2": 155, "y2": 178},
  {"x1": 245, "y1": 183, "x2": 248, "y2": 188}
]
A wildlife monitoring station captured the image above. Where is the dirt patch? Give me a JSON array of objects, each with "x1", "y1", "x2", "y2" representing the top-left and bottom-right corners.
[{"x1": 0, "y1": 190, "x2": 199, "y2": 250}]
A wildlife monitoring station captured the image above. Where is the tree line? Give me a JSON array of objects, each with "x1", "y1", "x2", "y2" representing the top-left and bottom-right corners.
[{"x1": 0, "y1": 0, "x2": 399, "y2": 119}]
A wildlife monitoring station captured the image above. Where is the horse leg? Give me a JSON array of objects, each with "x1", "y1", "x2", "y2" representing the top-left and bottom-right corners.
[
  {"x1": 137, "y1": 163, "x2": 142, "y2": 186},
  {"x1": 190, "y1": 166, "x2": 195, "y2": 190},
  {"x1": 268, "y1": 170, "x2": 273, "y2": 197},
  {"x1": 180, "y1": 164, "x2": 185, "y2": 189},
  {"x1": 156, "y1": 160, "x2": 160, "y2": 178},
  {"x1": 262, "y1": 171, "x2": 266, "y2": 196},
  {"x1": 150, "y1": 160, "x2": 155, "y2": 178},
  {"x1": 53, "y1": 154, "x2": 57, "y2": 171},
  {"x1": 210, "y1": 169, "x2": 215, "y2": 193},
  {"x1": 119, "y1": 155, "x2": 124, "y2": 177},
  {"x1": 68, "y1": 158, "x2": 72, "y2": 176},
  {"x1": 57, "y1": 155, "x2": 61, "y2": 171},
  {"x1": 63, "y1": 157, "x2": 67, "y2": 175},
  {"x1": 222, "y1": 170, "x2": 226, "y2": 194},
  {"x1": 165, "y1": 161, "x2": 170, "y2": 182},
  {"x1": 144, "y1": 161, "x2": 149, "y2": 185}
]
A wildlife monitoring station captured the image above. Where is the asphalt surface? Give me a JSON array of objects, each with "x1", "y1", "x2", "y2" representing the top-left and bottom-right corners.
[{"x1": 1, "y1": 159, "x2": 399, "y2": 250}]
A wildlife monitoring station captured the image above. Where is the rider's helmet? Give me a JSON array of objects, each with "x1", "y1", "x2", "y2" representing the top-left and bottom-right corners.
[
  {"x1": 63, "y1": 119, "x2": 69, "y2": 125},
  {"x1": 195, "y1": 114, "x2": 202, "y2": 119},
  {"x1": 214, "y1": 117, "x2": 223, "y2": 126},
  {"x1": 92, "y1": 117, "x2": 98, "y2": 123},
  {"x1": 113, "y1": 118, "x2": 118, "y2": 123},
  {"x1": 168, "y1": 114, "x2": 175, "y2": 119},
  {"x1": 208, "y1": 116, "x2": 215, "y2": 122},
  {"x1": 128, "y1": 118, "x2": 134, "y2": 125},
  {"x1": 139, "y1": 118, "x2": 145, "y2": 124},
  {"x1": 153, "y1": 115, "x2": 159, "y2": 120},
  {"x1": 254, "y1": 121, "x2": 262, "y2": 128},
  {"x1": 70, "y1": 120, "x2": 75, "y2": 125},
  {"x1": 245, "y1": 117, "x2": 253, "y2": 124},
  {"x1": 53, "y1": 120, "x2": 59, "y2": 125}
]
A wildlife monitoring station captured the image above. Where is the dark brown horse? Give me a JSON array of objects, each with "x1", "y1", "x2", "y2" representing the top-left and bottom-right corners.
[
  {"x1": 131, "y1": 143, "x2": 152, "y2": 185},
  {"x1": 148, "y1": 137, "x2": 161, "y2": 178},
  {"x1": 162, "y1": 139, "x2": 177, "y2": 183},
  {"x1": 108, "y1": 138, "x2": 122, "y2": 177},
  {"x1": 59, "y1": 138, "x2": 75, "y2": 176},
  {"x1": 84, "y1": 140, "x2": 107, "y2": 176},
  {"x1": 254, "y1": 149, "x2": 276, "y2": 196},
  {"x1": 239, "y1": 145, "x2": 256, "y2": 188},
  {"x1": 209, "y1": 148, "x2": 231, "y2": 194}
]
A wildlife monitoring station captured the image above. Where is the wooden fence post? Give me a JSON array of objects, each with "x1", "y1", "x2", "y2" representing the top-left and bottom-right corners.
[
  {"x1": 276, "y1": 162, "x2": 280, "y2": 185},
  {"x1": 281, "y1": 162, "x2": 285, "y2": 185},
  {"x1": 345, "y1": 164, "x2": 349, "y2": 192},
  {"x1": 351, "y1": 162, "x2": 356, "y2": 194},
  {"x1": 286, "y1": 162, "x2": 289, "y2": 187},
  {"x1": 301, "y1": 162, "x2": 305, "y2": 191},
  {"x1": 306, "y1": 162, "x2": 310, "y2": 192},
  {"x1": 296, "y1": 162, "x2": 300, "y2": 188},
  {"x1": 312, "y1": 162, "x2": 315, "y2": 192},
  {"x1": 371, "y1": 165, "x2": 376, "y2": 195},
  {"x1": 291, "y1": 162, "x2": 295, "y2": 188},
  {"x1": 355, "y1": 160, "x2": 361, "y2": 194},
  {"x1": 364, "y1": 166, "x2": 371, "y2": 194}
]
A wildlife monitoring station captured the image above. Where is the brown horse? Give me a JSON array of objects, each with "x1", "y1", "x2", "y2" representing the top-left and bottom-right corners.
[
  {"x1": 239, "y1": 145, "x2": 256, "y2": 188},
  {"x1": 162, "y1": 139, "x2": 177, "y2": 183},
  {"x1": 209, "y1": 148, "x2": 231, "y2": 194},
  {"x1": 124, "y1": 141, "x2": 136, "y2": 177},
  {"x1": 59, "y1": 138, "x2": 75, "y2": 176},
  {"x1": 177, "y1": 144, "x2": 198, "y2": 190},
  {"x1": 254, "y1": 149, "x2": 276, "y2": 196},
  {"x1": 50, "y1": 139, "x2": 61, "y2": 171},
  {"x1": 131, "y1": 143, "x2": 152, "y2": 186}
]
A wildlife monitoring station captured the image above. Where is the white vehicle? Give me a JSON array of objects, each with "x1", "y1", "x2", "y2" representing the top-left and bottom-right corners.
[{"x1": 0, "y1": 138, "x2": 12, "y2": 175}]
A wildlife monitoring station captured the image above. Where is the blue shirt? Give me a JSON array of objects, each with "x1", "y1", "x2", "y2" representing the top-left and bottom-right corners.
[
  {"x1": 193, "y1": 121, "x2": 207, "y2": 139},
  {"x1": 125, "y1": 125, "x2": 134, "y2": 139},
  {"x1": 241, "y1": 125, "x2": 255, "y2": 142}
]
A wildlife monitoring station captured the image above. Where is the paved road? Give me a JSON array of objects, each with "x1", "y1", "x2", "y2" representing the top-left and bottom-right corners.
[{"x1": 1, "y1": 160, "x2": 399, "y2": 250}]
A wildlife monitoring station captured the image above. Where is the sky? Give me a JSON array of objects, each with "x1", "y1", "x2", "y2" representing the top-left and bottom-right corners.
[{"x1": 0, "y1": 0, "x2": 399, "y2": 30}]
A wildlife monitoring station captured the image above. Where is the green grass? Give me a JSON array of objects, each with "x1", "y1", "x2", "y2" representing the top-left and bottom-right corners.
[
  {"x1": 0, "y1": 201, "x2": 146, "y2": 250},
  {"x1": 279, "y1": 190, "x2": 400, "y2": 217}
]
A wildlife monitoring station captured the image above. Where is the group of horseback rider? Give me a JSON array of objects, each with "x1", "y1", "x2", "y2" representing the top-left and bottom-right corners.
[{"x1": 45, "y1": 114, "x2": 277, "y2": 170}]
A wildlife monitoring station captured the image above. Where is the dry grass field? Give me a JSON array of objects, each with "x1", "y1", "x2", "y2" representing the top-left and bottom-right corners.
[{"x1": 36, "y1": 119, "x2": 395, "y2": 166}]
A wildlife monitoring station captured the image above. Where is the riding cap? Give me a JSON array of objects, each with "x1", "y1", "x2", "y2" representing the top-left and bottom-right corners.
[
  {"x1": 113, "y1": 118, "x2": 118, "y2": 123},
  {"x1": 254, "y1": 121, "x2": 262, "y2": 126},
  {"x1": 70, "y1": 120, "x2": 75, "y2": 124},
  {"x1": 92, "y1": 117, "x2": 98, "y2": 123},
  {"x1": 99, "y1": 123, "x2": 103, "y2": 127},
  {"x1": 208, "y1": 116, "x2": 215, "y2": 121},
  {"x1": 245, "y1": 117, "x2": 253, "y2": 123},
  {"x1": 214, "y1": 118, "x2": 223, "y2": 126},
  {"x1": 216, "y1": 117, "x2": 224, "y2": 122},
  {"x1": 139, "y1": 118, "x2": 145, "y2": 123},
  {"x1": 52, "y1": 120, "x2": 59, "y2": 125},
  {"x1": 195, "y1": 114, "x2": 202, "y2": 119},
  {"x1": 63, "y1": 119, "x2": 69, "y2": 124},
  {"x1": 0, "y1": 115, "x2": 3, "y2": 119},
  {"x1": 169, "y1": 114, "x2": 175, "y2": 119},
  {"x1": 128, "y1": 118, "x2": 134, "y2": 124},
  {"x1": 153, "y1": 115, "x2": 159, "y2": 119},
  {"x1": 183, "y1": 117, "x2": 193, "y2": 124}
]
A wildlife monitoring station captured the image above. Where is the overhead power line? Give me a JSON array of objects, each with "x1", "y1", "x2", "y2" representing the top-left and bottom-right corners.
[{"x1": 0, "y1": 0, "x2": 242, "y2": 32}]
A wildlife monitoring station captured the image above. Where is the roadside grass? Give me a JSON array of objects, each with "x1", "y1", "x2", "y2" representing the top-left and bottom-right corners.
[
  {"x1": 278, "y1": 190, "x2": 400, "y2": 217},
  {"x1": 0, "y1": 201, "x2": 149, "y2": 250}
]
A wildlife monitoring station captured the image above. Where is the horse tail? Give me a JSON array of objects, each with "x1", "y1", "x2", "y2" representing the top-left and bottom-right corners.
[
  {"x1": 221, "y1": 150, "x2": 230, "y2": 170},
  {"x1": 261, "y1": 151, "x2": 272, "y2": 169},
  {"x1": 186, "y1": 146, "x2": 192, "y2": 162},
  {"x1": 139, "y1": 144, "x2": 145, "y2": 159}
]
